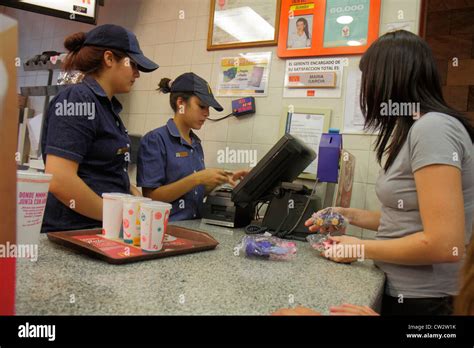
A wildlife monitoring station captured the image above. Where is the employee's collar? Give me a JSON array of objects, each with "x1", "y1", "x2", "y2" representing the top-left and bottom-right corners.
[
  {"x1": 167, "y1": 118, "x2": 201, "y2": 145},
  {"x1": 83, "y1": 76, "x2": 123, "y2": 114}
]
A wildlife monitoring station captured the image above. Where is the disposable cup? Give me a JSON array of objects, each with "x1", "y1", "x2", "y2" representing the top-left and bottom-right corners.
[
  {"x1": 139, "y1": 201, "x2": 171, "y2": 252},
  {"x1": 16, "y1": 170, "x2": 53, "y2": 259},
  {"x1": 122, "y1": 196, "x2": 151, "y2": 245},
  {"x1": 102, "y1": 192, "x2": 132, "y2": 239}
]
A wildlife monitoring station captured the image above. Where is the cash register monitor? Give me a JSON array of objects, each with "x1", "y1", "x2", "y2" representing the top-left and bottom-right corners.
[{"x1": 231, "y1": 134, "x2": 316, "y2": 206}]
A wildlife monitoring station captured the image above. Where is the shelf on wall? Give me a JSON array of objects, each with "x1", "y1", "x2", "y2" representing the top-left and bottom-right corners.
[
  {"x1": 23, "y1": 60, "x2": 63, "y2": 72},
  {"x1": 20, "y1": 85, "x2": 67, "y2": 97}
]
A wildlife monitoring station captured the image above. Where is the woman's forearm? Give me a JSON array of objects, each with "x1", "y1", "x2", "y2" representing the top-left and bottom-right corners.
[
  {"x1": 342, "y1": 208, "x2": 380, "y2": 231},
  {"x1": 49, "y1": 174, "x2": 103, "y2": 221},
  {"x1": 363, "y1": 232, "x2": 464, "y2": 265},
  {"x1": 143, "y1": 174, "x2": 199, "y2": 203}
]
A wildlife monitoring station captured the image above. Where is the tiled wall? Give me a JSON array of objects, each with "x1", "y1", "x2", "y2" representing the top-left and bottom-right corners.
[{"x1": 3, "y1": 0, "x2": 422, "y2": 239}]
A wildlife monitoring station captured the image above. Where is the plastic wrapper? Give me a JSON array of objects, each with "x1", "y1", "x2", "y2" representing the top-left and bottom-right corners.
[
  {"x1": 310, "y1": 207, "x2": 348, "y2": 233},
  {"x1": 236, "y1": 234, "x2": 297, "y2": 261},
  {"x1": 306, "y1": 233, "x2": 337, "y2": 252}
]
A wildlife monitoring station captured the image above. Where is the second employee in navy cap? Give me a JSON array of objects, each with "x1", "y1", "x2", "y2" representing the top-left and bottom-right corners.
[{"x1": 137, "y1": 73, "x2": 247, "y2": 221}]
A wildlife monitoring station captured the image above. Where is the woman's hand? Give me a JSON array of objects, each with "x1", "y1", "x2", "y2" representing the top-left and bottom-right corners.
[
  {"x1": 228, "y1": 169, "x2": 249, "y2": 186},
  {"x1": 130, "y1": 184, "x2": 142, "y2": 196},
  {"x1": 271, "y1": 304, "x2": 378, "y2": 316},
  {"x1": 321, "y1": 235, "x2": 364, "y2": 263},
  {"x1": 330, "y1": 303, "x2": 379, "y2": 316},
  {"x1": 304, "y1": 207, "x2": 349, "y2": 234},
  {"x1": 272, "y1": 306, "x2": 321, "y2": 316},
  {"x1": 196, "y1": 168, "x2": 231, "y2": 192}
]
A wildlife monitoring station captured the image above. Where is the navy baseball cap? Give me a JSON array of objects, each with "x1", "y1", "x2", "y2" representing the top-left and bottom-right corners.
[
  {"x1": 171, "y1": 73, "x2": 223, "y2": 111},
  {"x1": 84, "y1": 24, "x2": 159, "y2": 73}
]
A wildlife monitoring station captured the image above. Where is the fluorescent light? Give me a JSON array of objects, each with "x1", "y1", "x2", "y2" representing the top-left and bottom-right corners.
[
  {"x1": 214, "y1": 6, "x2": 275, "y2": 42},
  {"x1": 336, "y1": 16, "x2": 353, "y2": 24}
]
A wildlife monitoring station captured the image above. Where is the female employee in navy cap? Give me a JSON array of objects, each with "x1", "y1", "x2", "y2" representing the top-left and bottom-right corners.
[
  {"x1": 137, "y1": 73, "x2": 247, "y2": 221},
  {"x1": 41, "y1": 24, "x2": 159, "y2": 233}
]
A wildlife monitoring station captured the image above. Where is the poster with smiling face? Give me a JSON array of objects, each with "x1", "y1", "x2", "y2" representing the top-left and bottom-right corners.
[
  {"x1": 287, "y1": 15, "x2": 314, "y2": 49},
  {"x1": 278, "y1": 0, "x2": 380, "y2": 58}
]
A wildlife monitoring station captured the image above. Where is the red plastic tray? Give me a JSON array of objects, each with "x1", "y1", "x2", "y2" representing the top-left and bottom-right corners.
[{"x1": 47, "y1": 225, "x2": 219, "y2": 264}]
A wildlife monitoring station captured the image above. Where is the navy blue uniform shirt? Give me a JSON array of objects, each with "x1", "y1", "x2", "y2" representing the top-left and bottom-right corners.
[
  {"x1": 137, "y1": 119, "x2": 206, "y2": 221},
  {"x1": 41, "y1": 76, "x2": 130, "y2": 232}
]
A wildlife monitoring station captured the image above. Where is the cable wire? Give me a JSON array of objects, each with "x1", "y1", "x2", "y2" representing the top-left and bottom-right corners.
[{"x1": 207, "y1": 112, "x2": 233, "y2": 121}]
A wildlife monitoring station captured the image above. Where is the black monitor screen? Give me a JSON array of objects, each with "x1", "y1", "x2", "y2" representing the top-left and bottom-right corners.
[{"x1": 231, "y1": 134, "x2": 316, "y2": 206}]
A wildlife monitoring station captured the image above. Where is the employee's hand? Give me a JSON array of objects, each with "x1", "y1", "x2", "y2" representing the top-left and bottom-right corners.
[
  {"x1": 321, "y1": 235, "x2": 363, "y2": 263},
  {"x1": 304, "y1": 206, "x2": 349, "y2": 234},
  {"x1": 196, "y1": 168, "x2": 231, "y2": 191},
  {"x1": 330, "y1": 303, "x2": 379, "y2": 316},
  {"x1": 228, "y1": 169, "x2": 249, "y2": 186},
  {"x1": 272, "y1": 306, "x2": 321, "y2": 316},
  {"x1": 130, "y1": 184, "x2": 142, "y2": 196}
]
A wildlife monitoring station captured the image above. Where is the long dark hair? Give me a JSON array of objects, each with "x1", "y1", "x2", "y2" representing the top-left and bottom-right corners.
[
  {"x1": 359, "y1": 30, "x2": 474, "y2": 171},
  {"x1": 296, "y1": 18, "x2": 310, "y2": 40}
]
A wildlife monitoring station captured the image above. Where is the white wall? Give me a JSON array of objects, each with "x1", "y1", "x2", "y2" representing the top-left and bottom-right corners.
[{"x1": 2, "y1": 0, "x2": 421, "y2": 239}]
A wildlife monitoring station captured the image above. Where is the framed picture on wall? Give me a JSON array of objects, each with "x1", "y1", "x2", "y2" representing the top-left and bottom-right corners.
[
  {"x1": 207, "y1": 0, "x2": 282, "y2": 50},
  {"x1": 278, "y1": 0, "x2": 381, "y2": 58}
]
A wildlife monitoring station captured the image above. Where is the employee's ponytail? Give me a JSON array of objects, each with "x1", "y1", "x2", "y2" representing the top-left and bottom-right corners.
[
  {"x1": 62, "y1": 31, "x2": 127, "y2": 74},
  {"x1": 157, "y1": 76, "x2": 193, "y2": 113},
  {"x1": 157, "y1": 78, "x2": 173, "y2": 94},
  {"x1": 64, "y1": 32, "x2": 86, "y2": 52}
]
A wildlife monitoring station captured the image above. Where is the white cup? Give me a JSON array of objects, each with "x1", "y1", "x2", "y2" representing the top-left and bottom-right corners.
[
  {"x1": 102, "y1": 193, "x2": 132, "y2": 239},
  {"x1": 16, "y1": 170, "x2": 53, "y2": 259},
  {"x1": 122, "y1": 196, "x2": 151, "y2": 245},
  {"x1": 139, "y1": 201, "x2": 172, "y2": 252}
]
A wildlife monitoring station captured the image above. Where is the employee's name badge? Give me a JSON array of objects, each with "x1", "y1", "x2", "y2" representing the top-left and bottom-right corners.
[
  {"x1": 176, "y1": 151, "x2": 189, "y2": 158},
  {"x1": 116, "y1": 146, "x2": 130, "y2": 155}
]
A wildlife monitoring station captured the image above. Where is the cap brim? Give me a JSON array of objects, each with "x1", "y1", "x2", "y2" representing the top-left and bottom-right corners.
[
  {"x1": 128, "y1": 52, "x2": 159, "y2": 73},
  {"x1": 196, "y1": 92, "x2": 224, "y2": 112}
]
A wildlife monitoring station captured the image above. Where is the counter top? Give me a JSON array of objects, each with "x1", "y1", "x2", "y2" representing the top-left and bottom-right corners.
[{"x1": 16, "y1": 220, "x2": 385, "y2": 315}]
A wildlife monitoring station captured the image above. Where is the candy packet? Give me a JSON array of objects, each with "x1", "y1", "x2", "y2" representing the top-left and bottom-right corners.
[
  {"x1": 309, "y1": 207, "x2": 348, "y2": 234},
  {"x1": 235, "y1": 234, "x2": 297, "y2": 261},
  {"x1": 306, "y1": 233, "x2": 337, "y2": 252}
]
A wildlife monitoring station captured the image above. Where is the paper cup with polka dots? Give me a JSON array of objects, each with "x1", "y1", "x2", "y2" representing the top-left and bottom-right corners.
[
  {"x1": 139, "y1": 201, "x2": 171, "y2": 252},
  {"x1": 122, "y1": 196, "x2": 151, "y2": 245},
  {"x1": 102, "y1": 193, "x2": 132, "y2": 239}
]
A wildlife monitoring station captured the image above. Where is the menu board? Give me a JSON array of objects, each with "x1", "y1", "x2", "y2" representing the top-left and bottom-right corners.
[{"x1": 3, "y1": 0, "x2": 99, "y2": 24}]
